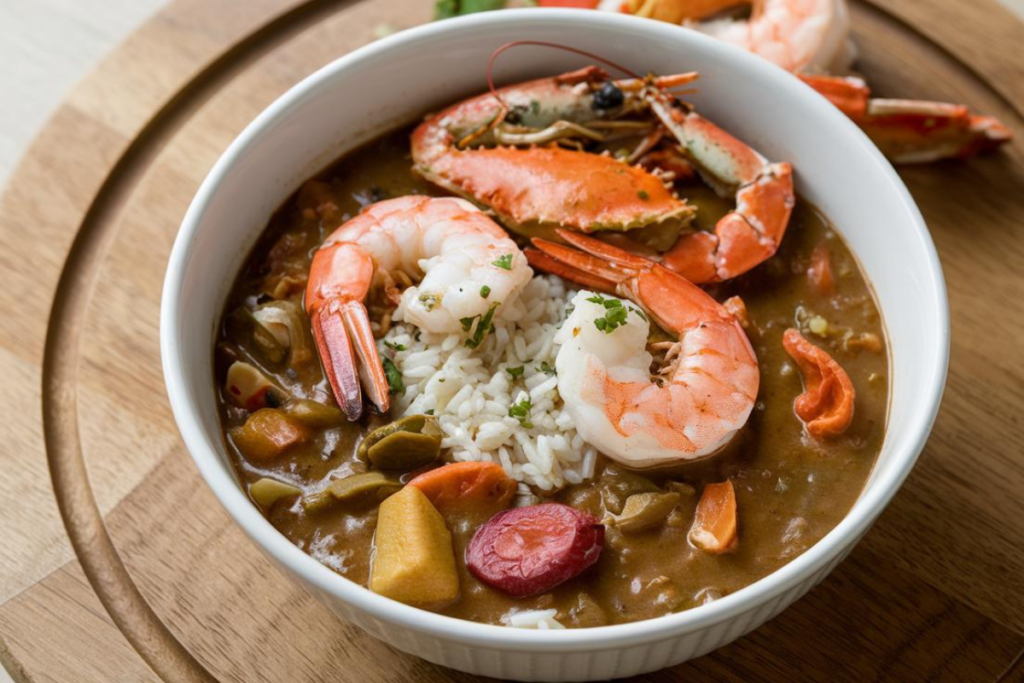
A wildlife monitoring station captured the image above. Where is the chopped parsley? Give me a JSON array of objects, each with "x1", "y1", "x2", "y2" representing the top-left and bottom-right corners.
[
  {"x1": 383, "y1": 340, "x2": 406, "y2": 351},
  {"x1": 425, "y1": 409, "x2": 435, "y2": 415},
  {"x1": 587, "y1": 293, "x2": 645, "y2": 333},
  {"x1": 587, "y1": 294, "x2": 622, "y2": 308},
  {"x1": 508, "y1": 395, "x2": 533, "y2": 428},
  {"x1": 492, "y1": 253, "x2": 514, "y2": 270},
  {"x1": 506, "y1": 366, "x2": 525, "y2": 379},
  {"x1": 460, "y1": 316, "x2": 475, "y2": 332},
  {"x1": 464, "y1": 302, "x2": 500, "y2": 348},
  {"x1": 638, "y1": 190, "x2": 650, "y2": 201},
  {"x1": 381, "y1": 358, "x2": 404, "y2": 395},
  {"x1": 538, "y1": 361, "x2": 556, "y2": 375},
  {"x1": 480, "y1": 285, "x2": 491, "y2": 299}
]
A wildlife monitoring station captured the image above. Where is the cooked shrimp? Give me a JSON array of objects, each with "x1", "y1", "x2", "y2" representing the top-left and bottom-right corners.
[
  {"x1": 306, "y1": 196, "x2": 532, "y2": 420},
  {"x1": 622, "y1": 0, "x2": 853, "y2": 73},
  {"x1": 543, "y1": 232, "x2": 759, "y2": 468}
]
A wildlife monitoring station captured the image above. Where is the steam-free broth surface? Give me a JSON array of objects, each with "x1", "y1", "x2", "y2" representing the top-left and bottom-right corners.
[{"x1": 215, "y1": 125, "x2": 887, "y2": 627}]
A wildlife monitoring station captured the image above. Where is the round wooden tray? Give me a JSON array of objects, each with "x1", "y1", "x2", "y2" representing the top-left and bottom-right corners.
[{"x1": 2, "y1": 0, "x2": 1022, "y2": 680}]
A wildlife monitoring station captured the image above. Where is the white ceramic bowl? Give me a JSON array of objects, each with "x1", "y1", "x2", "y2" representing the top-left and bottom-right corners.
[{"x1": 161, "y1": 9, "x2": 948, "y2": 681}]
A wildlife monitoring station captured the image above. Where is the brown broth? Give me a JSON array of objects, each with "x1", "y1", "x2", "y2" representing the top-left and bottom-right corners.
[{"x1": 215, "y1": 125, "x2": 888, "y2": 627}]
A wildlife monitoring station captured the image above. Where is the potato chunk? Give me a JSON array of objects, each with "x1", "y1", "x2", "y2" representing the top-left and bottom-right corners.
[{"x1": 370, "y1": 486, "x2": 458, "y2": 608}]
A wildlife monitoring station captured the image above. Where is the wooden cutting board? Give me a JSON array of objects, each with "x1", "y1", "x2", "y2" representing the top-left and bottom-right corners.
[{"x1": 1, "y1": 0, "x2": 1022, "y2": 680}]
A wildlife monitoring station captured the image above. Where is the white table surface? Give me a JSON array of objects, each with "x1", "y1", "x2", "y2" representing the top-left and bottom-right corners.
[
  {"x1": 0, "y1": 0, "x2": 166, "y2": 189},
  {"x1": 1, "y1": 0, "x2": 1021, "y2": 681}
]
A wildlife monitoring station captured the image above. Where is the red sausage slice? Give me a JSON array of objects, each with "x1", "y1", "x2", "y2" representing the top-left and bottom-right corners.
[{"x1": 466, "y1": 504, "x2": 604, "y2": 597}]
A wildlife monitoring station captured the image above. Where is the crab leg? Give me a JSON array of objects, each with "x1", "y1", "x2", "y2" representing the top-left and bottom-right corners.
[
  {"x1": 800, "y1": 74, "x2": 1013, "y2": 163},
  {"x1": 494, "y1": 120, "x2": 607, "y2": 146},
  {"x1": 646, "y1": 93, "x2": 796, "y2": 283}
]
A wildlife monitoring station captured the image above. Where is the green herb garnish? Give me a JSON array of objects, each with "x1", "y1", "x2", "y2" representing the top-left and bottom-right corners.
[
  {"x1": 538, "y1": 361, "x2": 556, "y2": 376},
  {"x1": 384, "y1": 340, "x2": 407, "y2": 351},
  {"x1": 638, "y1": 190, "x2": 650, "y2": 201},
  {"x1": 465, "y1": 302, "x2": 500, "y2": 348},
  {"x1": 425, "y1": 409, "x2": 435, "y2": 415},
  {"x1": 480, "y1": 285, "x2": 491, "y2": 299},
  {"x1": 506, "y1": 366, "x2": 525, "y2": 379},
  {"x1": 508, "y1": 396, "x2": 533, "y2": 428},
  {"x1": 382, "y1": 358, "x2": 404, "y2": 395},
  {"x1": 460, "y1": 316, "x2": 475, "y2": 332},
  {"x1": 492, "y1": 253, "x2": 513, "y2": 270},
  {"x1": 586, "y1": 294, "x2": 630, "y2": 333}
]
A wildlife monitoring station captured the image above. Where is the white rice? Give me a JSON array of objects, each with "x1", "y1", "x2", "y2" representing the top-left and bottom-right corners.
[
  {"x1": 504, "y1": 608, "x2": 566, "y2": 630},
  {"x1": 379, "y1": 275, "x2": 598, "y2": 491}
]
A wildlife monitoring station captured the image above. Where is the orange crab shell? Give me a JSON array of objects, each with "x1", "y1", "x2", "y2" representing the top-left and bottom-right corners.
[{"x1": 421, "y1": 146, "x2": 694, "y2": 233}]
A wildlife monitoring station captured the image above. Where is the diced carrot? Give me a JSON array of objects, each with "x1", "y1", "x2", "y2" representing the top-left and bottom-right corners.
[
  {"x1": 807, "y1": 244, "x2": 835, "y2": 296},
  {"x1": 723, "y1": 295, "x2": 751, "y2": 331},
  {"x1": 689, "y1": 481, "x2": 738, "y2": 554},
  {"x1": 408, "y1": 461, "x2": 516, "y2": 516},
  {"x1": 230, "y1": 408, "x2": 309, "y2": 462},
  {"x1": 782, "y1": 328, "x2": 856, "y2": 439}
]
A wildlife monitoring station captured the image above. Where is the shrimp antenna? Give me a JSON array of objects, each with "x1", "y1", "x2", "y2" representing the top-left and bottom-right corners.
[{"x1": 486, "y1": 40, "x2": 644, "y2": 108}]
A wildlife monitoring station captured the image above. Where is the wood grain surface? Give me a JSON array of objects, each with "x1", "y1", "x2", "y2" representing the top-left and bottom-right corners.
[{"x1": 0, "y1": 0, "x2": 1022, "y2": 680}]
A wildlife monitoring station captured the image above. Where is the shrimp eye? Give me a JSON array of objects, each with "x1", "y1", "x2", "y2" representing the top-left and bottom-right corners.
[{"x1": 592, "y1": 82, "x2": 624, "y2": 110}]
